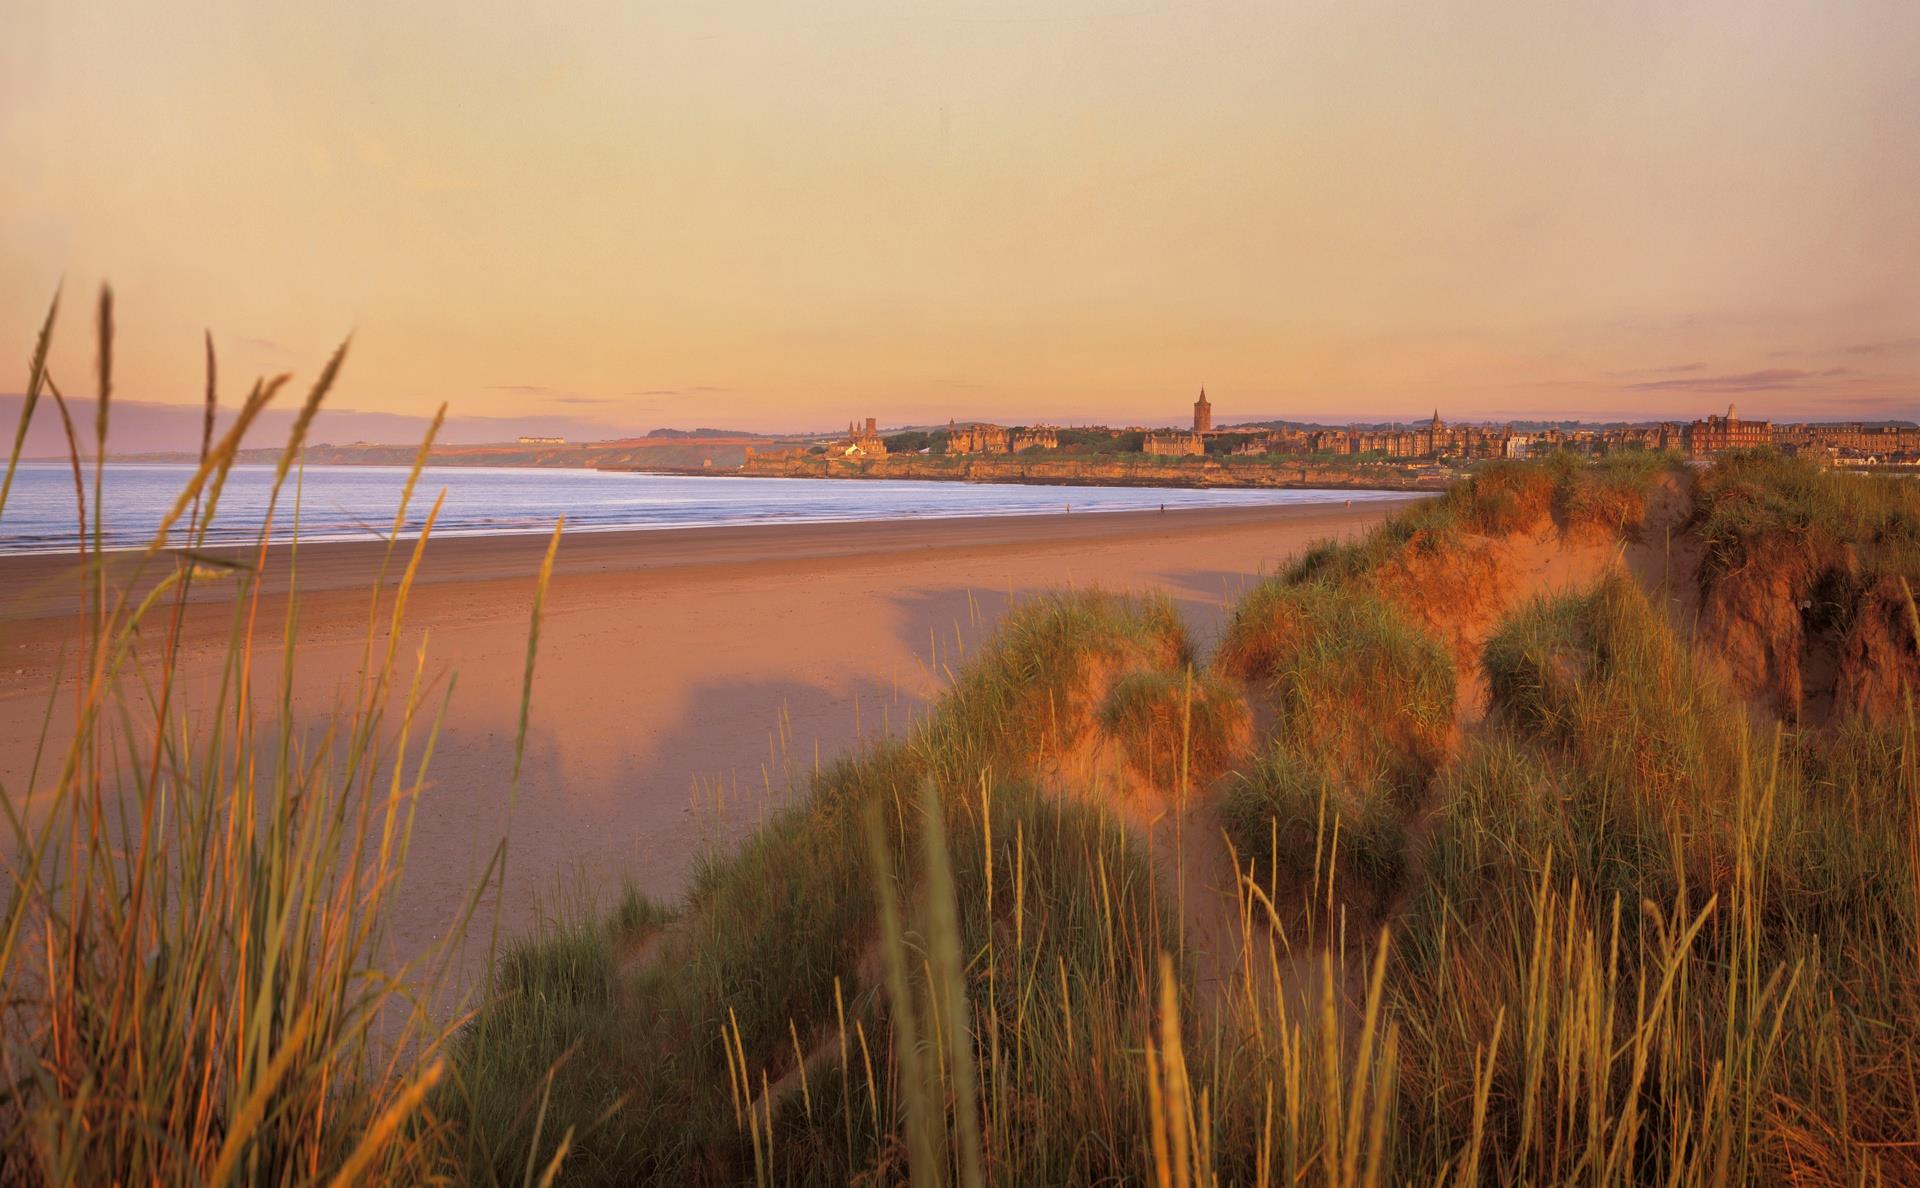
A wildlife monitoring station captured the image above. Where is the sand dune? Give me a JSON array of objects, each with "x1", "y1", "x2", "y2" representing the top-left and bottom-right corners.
[{"x1": 0, "y1": 501, "x2": 1416, "y2": 975}]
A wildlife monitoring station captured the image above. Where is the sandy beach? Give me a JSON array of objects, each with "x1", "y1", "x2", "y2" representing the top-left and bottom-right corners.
[{"x1": 0, "y1": 499, "x2": 1416, "y2": 971}]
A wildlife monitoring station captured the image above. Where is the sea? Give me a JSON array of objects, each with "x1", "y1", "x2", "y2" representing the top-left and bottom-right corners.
[{"x1": 0, "y1": 462, "x2": 1408, "y2": 556}]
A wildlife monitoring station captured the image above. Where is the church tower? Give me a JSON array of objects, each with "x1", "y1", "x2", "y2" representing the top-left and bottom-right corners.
[{"x1": 1193, "y1": 387, "x2": 1212, "y2": 434}]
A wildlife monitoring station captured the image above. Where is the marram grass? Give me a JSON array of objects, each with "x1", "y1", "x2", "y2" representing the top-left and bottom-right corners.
[{"x1": 0, "y1": 289, "x2": 556, "y2": 1184}]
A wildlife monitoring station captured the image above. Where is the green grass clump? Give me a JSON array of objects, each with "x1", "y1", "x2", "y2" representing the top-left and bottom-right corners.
[
  {"x1": 1218, "y1": 582, "x2": 1455, "y2": 785},
  {"x1": 1280, "y1": 492, "x2": 1463, "y2": 588},
  {"x1": 923, "y1": 588, "x2": 1191, "y2": 780},
  {"x1": 1283, "y1": 454, "x2": 1676, "y2": 596},
  {"x1": 1471, "y1": 570, "x2": 1750, "y2": 903},
  {"x1": 1556, "y1": 449, "x2": 1673, "y2": 540},
  {"x1": 1451, "y1": 458, "x2": 1557, "y2": 535},
  {"x1": 1099, "y1": 667, "x2": 1252, "y2": 789},
  {"x1": 1272, "y1": 455, "x2": 1676, "y2": 669},
  {"x1": 1217, "y1": 582, "x2": 1454, "y2": 903},
  {"x1": 1695, "y1": 449, "x2": 1920, "y2": 589}
]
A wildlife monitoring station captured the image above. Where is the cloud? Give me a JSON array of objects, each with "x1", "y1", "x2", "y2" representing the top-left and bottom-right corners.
[
  {"x1": 1602, "y1": 362, "x2": 1705, "y2": 378},
  {"x1": 1626, "y1": 368, "x2": 1857, "y2": 393},
  {"x1": 1845, "y1": 337, "x2": 1920, "y2": 356},
  {"x1": 629, "y1": 385, "x2": 727, "y2": 396},
  {"x1": 1768, "y1": 337, "x2": 1920, "y2": 359},
  {"x1": 484, "y1": 384, "x2": 615, "y2": 404},
  {"x1": 1798, "y1": 393, "x2": 1920, "y2": 411}
]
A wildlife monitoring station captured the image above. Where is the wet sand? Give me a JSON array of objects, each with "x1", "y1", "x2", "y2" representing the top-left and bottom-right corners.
[{"x1": 0, "y1": 499, "x2": 1416, "y2": 972}]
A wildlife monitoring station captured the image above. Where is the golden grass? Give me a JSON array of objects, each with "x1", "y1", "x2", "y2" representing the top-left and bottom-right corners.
[{"x1": 0, "y1": 289, "x2": 555, "y2": 1183}]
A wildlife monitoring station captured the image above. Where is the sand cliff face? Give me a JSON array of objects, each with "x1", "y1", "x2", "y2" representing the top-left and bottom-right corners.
[
  {"x1": 737, "y1": 453, "x2": 1447, "y2": 490},
  {"x1": 1837, "y1": 574, "x2": 1920, "y2": 720},
  {"x1": 1688, "y1": 453, "x2": 1920, "y2": 730}
]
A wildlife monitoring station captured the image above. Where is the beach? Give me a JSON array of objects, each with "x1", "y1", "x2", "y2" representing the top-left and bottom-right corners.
[{"x1": 0, "y1": 499, "x2": 1416, "y2": 972}]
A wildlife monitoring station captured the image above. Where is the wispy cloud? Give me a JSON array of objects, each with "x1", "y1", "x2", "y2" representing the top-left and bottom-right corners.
[
  {"x1": 629, "y1": 385, "x2": 728, "y2": 396},
  {"x1": 485, "y1": 384, "x2": 616, "y2": 404},
  {"x1": 1627, "y1": 367, "x2": 1856, "y2": 393},
  {"x1": 1796, "y1": 392, "x2": 1920, "y2": 411},
  {"x1": 1845, "y1": 337, "x2": 1920, "y2": 356},
  {"x1": 1768, "y1": 337, "x2": 1920, "y2": 359},
  {"x1": 1602, "y1": 362, "x2": 1705, "y2": 378}
]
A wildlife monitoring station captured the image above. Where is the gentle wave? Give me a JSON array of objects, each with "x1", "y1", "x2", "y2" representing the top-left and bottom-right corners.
[{"x1": 0, "y1": 462, "x2": 1408, "y2": 555}]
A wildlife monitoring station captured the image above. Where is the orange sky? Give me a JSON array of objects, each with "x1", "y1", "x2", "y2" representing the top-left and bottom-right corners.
[{"x1": 4, "y1": 1, "x2": 1916, "y2": 436}]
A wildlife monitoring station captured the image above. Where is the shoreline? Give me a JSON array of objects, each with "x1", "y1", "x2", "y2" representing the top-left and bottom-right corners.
[
  {"x1": 0, "y1": 497, "x2": 1417, "y2": 977},
  {"x1": 0, "y1": 499, "x2": 1422, "y2": 620}
]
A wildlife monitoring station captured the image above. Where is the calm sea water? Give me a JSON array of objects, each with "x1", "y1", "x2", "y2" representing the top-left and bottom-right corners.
[{"x1": 0, "y1": 462, "x2": 1406, "y2": 555}]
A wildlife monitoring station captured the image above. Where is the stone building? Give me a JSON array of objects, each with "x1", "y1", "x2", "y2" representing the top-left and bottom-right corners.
[
  {"x1": 1143, "y1": 430, "x2": 1204, "y2": 457},
  {"x1": 947, "y1": 421, "x2": 1011, "y2": 454},
  {"x1": 1308, "y1": 428, "x2": 1354, "y2": 455},
  {"x1": 1193, "y1": 388, "x2": 1212, "y2": 433},
  {"x1": 1300, "y1": 413, "x2": 1516, "y2": 459},
  {"x1": 841, "y1": 416, "x2": 889, "y2": 458},
  {"x1": 1231, "y1": 433, "x2": 1277, "y2": 456},
  {"x1": 1012, "y1": 426, "x2": 1060, "y2": 451},
  {"x1": 1776, "y1": 422, "x2": 1920, "y2": 462},
  {"x1": 1684, "y1": 405, "x2": 1771, "y2": 458}
]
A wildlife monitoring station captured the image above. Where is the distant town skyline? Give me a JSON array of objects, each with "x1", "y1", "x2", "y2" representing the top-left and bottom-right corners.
[{"x1": 6, "y1": 1, "x2": 1916, "y2": 437}]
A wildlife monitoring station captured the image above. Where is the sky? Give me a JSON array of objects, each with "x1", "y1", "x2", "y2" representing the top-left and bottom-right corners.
[{"x1": 3, "y1": 0, "x2": 1917, "y2": 445}]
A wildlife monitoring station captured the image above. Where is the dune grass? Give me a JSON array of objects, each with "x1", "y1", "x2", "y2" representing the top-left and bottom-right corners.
[
  {"x1": 0, "y1": 289, "x2": 557, "y2": 1182},
  {"x1": 1282, "y1": 451, "x2": 1675, "y2": 590},
  {"x1": 1098, "y1": 667, "x2": 1251, "y2": 790},
  {"x1": 448, "y1": 451, "x2": 1913, "y2": 1185},
  {"x1": 1695, "y1": 449, "x2": 1920, "y2": 587},
  {"x1": 1215, "y1": 582, "x2": 1455, "y2": 905},
  {"x1": 1403, "y1": 568, "x2": 1919, "y2": 1183}
]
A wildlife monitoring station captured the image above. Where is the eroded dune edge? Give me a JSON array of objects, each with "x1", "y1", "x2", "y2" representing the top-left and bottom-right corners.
[{"x1": 448, "y1": 451, "x2": 1920, "y2": 1186}]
